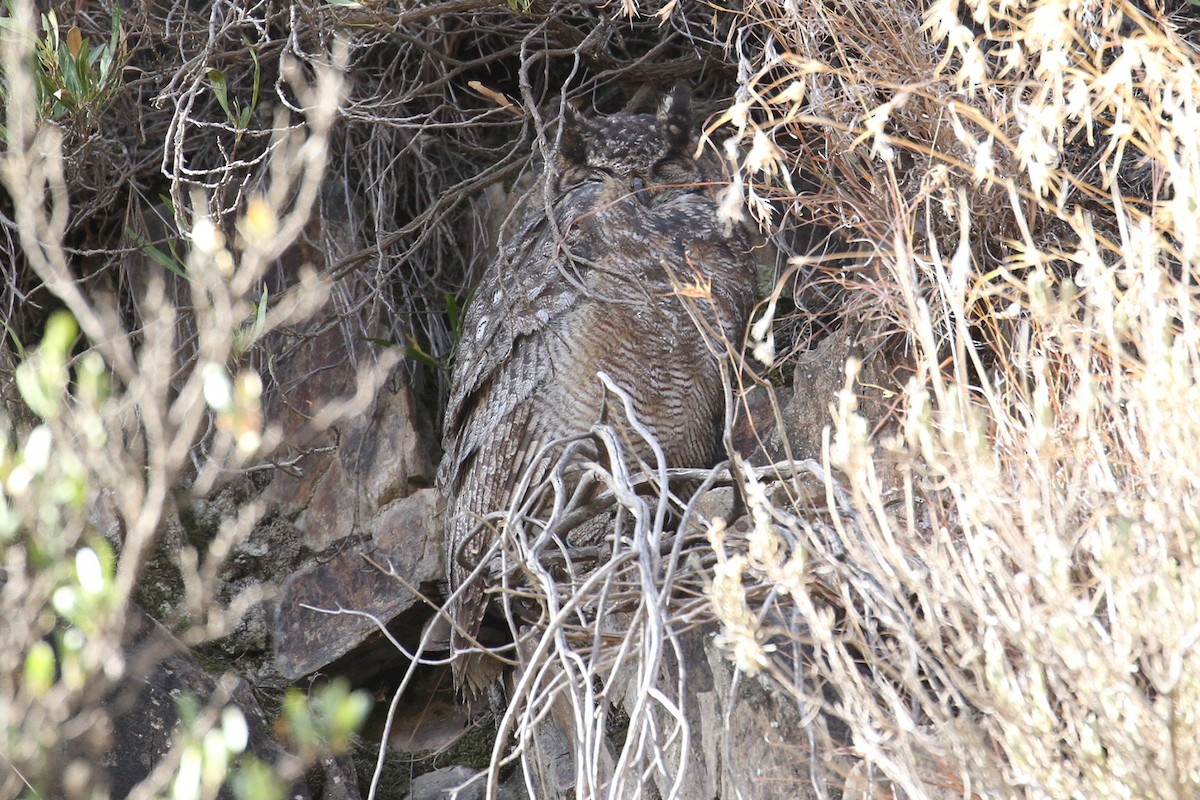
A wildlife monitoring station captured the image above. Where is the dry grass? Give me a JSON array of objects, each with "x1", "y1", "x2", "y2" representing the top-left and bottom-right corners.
[{"x1": 697, "y1": 0, "x2": 1200, "y2": 797}]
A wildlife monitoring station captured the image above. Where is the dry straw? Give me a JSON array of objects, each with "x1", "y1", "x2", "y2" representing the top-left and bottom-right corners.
[{"x1": 692, "y1": 0, "x2": 1200, "y2": 797}]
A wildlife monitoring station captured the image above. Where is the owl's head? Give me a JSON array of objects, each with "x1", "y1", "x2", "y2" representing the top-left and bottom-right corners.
[{"x1": 556, "y1": 84, "x2": 703, "y2": 204}]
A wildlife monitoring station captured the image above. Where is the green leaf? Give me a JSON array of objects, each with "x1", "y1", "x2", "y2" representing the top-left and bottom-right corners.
[
  {"x1": 231, "y1": 758, "x2": 287, "y2": 800},
  {"x1": 176, "y1": 692, "x2": 201, "y2": 727},
  {"x1": 24, "y1": 641, "x2": 56, "y2": 696},
  {"x1": 15, "y1": 313, "x2": 76, "y2": 420},
  {"x1": 41, "y1": 10, "x2": 59, "y2": 48},
  {"x1": 233, "y1": 286, "x2": 269, "y2": 359},
  {"x1": 208, "y1": 67, "x2": 232, "y2": 119},
  {"x1": 2, "y1": 317, "x2": 28, "y2": 360},
  {"x1": 404, "y1": 335, "x2": 439, "y2": 369},
  {"x1": 58, "y1": 42, "x2": 82, "y2": 98},
  {"x1": 248, "y1": 45, "x2": 260, "y2": 113},
  {"x1": 76, "y1": 351, "x2": 108, "y2": 407},
  {"x1": 42, "y1": 311, "x2": 77, "y2": 359},
  {"x1": 16, "y1": 360, "x2": 54, "y2": 419},
  {"x1": 444, "y1": 291, "x2": 461, "y2": 337},
  {"x1": 126, "y1": 225, "x2": 187, "y2": 278},
  {"x1": 331, "y1": 690, "x2": 372, "y2": 743},
  {"x1": 75, "y1": 42, "x2": 94, "y2": 97},
  {"x1": 250, "y1": 284, "x2": 268, "y2": 344},
  {"x1": 89, "y1": 537, "x2": 117, "y2": 586},
  {"x1": 92, "y1": 37, "x2": 111, "y2": 73},
  {"x1": 282, "y1": 688, "x2": 318, "y2": 748},
  {"x1": 104, "y1": 5, "x2": 121, "y2": 79}
]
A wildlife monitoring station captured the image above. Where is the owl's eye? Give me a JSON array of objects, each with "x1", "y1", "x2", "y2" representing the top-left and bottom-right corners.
[
  {"x1": 630, "y1": 176, "x2": 650, "y2": 206},
  {"x1": 561, "y1": 165, "x2": 614, "y2": 191}
]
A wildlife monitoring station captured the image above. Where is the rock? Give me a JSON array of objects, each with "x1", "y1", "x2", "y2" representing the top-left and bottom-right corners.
[
  {"x1": 108, "y1": 194, "x2": 442, "y2": 798},
  {"x1": 257, "y1": 193, "x2": 437, "y2": 552},
  {"x1": 405, "y1": 766, "x2": 523, "y2": 800},
  {"x1": 186, "y1": 494, "x2": 311, "y2": 676},
  {"x1": 406, "y1": 766, "x2": 481, "y2": 800},
  {"x1": 508, "y1": 600, "x2": 853, "y2": 799},
  {"x1": 730, "y1": 382, "x2": 787, "y2": 462},
  {"x1": 691, "y1": 485, "x2": 737, "y2": 522},
  {"x1": 731, "y1": 324, "x2": 901, "y2": 468},
  {"x1": 606, "y1": 622, "x2": 853, "y2": 800},
  {"x1": 169, "y1": 353, "x2": 438, "y2": 684},
  {"x1": 76, "y1": 609, "x2": 311, "y2": 800},
  {"x1": 777, "y1": 331, "x2": 845, "y2": 460},
  {"x1": 716, "y1": 664, "x2": 849, "y2": 799},
  {"x1": 315, "y1": 755, "x2": 362, "y2": 800},
  {"x1": 274, "y1": 488, "x2": 443, "y2": 679},
  {"x1": 383, "y1": 695, "x2": 469, "y2": 755},
  {"x1": 843, "y1": 734, "x2": 966, "y2": 800},
  {"x1": 265, "y1": 357, "x2": 436, "y2": 553}
]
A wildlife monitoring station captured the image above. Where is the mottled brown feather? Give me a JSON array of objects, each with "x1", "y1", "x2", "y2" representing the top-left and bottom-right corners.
[{"x1": 437, "y1": 86, "x2": 756, "y2": 694}]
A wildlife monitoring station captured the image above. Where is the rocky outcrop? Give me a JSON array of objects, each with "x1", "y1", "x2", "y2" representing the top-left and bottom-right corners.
[
  {"x1": 53, "y1": 610, "x2": 312, "y2": 800},
  {"x1": 598, "y1": 614, "x2": 854, "y2": 800},
  {"x1": 274, "y1": 487, "x2": 442, "y2": 680}
]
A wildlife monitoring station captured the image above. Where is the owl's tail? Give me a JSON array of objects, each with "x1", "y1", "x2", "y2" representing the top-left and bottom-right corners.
[
  {"x1": 452, "y1": 645, "x2": 504, "y2": 699},
  {"x1": 444, "y1": 515, "x2": 505, "y2": 697}
]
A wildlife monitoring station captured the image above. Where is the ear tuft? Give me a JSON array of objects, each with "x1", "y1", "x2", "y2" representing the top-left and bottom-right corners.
[
  {"x1": 658, "y1": 82, "x2": 692, "y2": 150},
  {"x1": 557, "y1": 104, "x2": 589, "y2": 167}
]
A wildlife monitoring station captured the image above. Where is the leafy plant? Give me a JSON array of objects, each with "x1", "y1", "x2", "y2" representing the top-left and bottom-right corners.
[
  {"x1": 127, "y1": 224, "x2": 189, "y2": 279},
  {"x1": 232, "y1": 285, "x2": 269, "y2": 361},
  {"x1": 0, "y1": 1, "x2": 124, "y2": 128},
  {"x1": 207, "y1": 45, "x2": 260, "y2": 144}
]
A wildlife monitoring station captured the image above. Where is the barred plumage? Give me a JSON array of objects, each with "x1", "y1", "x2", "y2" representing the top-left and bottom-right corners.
[{"x1": 436, "y1": 85, "x2": 756, "y2": 693}]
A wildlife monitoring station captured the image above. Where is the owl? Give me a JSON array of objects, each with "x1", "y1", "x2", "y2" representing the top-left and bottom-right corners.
[{"x1": 437, "y1": 84, "x2": 756, "y2": 694}]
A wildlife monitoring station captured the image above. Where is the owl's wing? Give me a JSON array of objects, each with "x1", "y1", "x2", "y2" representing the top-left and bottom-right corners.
[
  {"x1": 442, "y1": 385, "x2": 541, "y2": 696},
  {"x1": 439, "y1": 221, "x2": 583, "y2": 694},
  {"x1": 440, "y1": 190, "x2": 591, "y2": 490}
]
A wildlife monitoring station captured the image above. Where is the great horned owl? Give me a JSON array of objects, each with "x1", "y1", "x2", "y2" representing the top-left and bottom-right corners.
[{"x1": 437, "y1": 84, "x2": 756, "y2": 693}]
